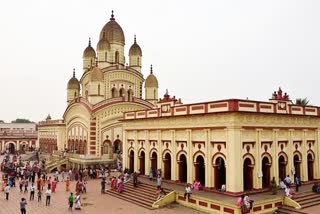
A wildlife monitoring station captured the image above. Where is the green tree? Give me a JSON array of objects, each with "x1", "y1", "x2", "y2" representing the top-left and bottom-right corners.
[
  {"x1": 11, "y1": 118, "x2": 32, "y2": 123},
  {"x1": 295, "y1": 98, "x2": 309, "y2": 106}
]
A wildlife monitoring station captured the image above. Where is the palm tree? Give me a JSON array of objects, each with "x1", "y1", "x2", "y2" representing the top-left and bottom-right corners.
[{"x1": 295, "y1": 98, "x2": 309, "y2": 106}]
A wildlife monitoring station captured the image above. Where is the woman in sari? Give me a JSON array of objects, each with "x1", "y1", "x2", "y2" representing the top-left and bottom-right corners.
[
  {"x1": 66, "y1": 177, "x2": 70, "y2": 192},
  {"x1": 51, "y1": 178, "x2": 57, "y2": 193},
  {"x1": 75, "y1": 192, "x2": 81, "y2": 210},
  {"x1": 117, "y1": 177, "x2": 124, "y2": 193}
]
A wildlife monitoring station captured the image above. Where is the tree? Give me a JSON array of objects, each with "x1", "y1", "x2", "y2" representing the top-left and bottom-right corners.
[
  {"x1": 295, "y1": 98, "x2": 309, "y2": 106},
  {"x1": 0, "y1": 120, "x2": 4, "y2": 123},
  {"x1": 11, "y1": 118, "x2": 32, "y2": 123}
]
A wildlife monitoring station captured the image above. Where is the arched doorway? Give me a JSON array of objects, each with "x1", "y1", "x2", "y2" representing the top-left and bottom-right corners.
[
  {"x1": 139, "y1": 151, "x2": 145, "y2": 175},
  {"x1": 113, "y1": 140, "x2": 121, "y2": 154},
  {"x1": 308, "y1": 154, "x2": 314, "y2": 181},
  {"x1": 129, "y1": 150, "x2": 134, "y2": 173},
  {"x1": 179, "y1": 154, "x2": 187, "y2": 183},
  {"x1": 195, "y1": 156, "x2": 205, "y2": 186},
  {"x1": 6, "y1": 143, "x2": 15, "y2": 154},
  {"x1": 262, "y1": 157, "x2": 271, "y2": 188},
  {"x1": 243, "y1": 158, "x2": 253, "y2": 191},
  {"x1": 294, "y1": 155, "x2": 301, "y2": 178},
  {"x1": 151, "y1": 152, "x2": 158, "y2": 172},
  {"x1": 278, "y1": 155, "x2": 286, "y2": 181},
  {"x1": 164, "y1": 153, "x2": 171, "y2": 180},
  {"x1": 214, "y1": 157, "x2": 226, "y2": 189}
]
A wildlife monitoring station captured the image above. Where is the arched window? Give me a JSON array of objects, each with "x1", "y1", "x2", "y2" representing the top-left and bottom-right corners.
[
  {"x1": 154, "y1": 89, "x2": 156, "y2": 99},
  {"x1": 111, "y1": 87, "x2": 117, "y2": 98},
  {"x1": 115, "y1": 51, "x2": 119, "y2": 64},
  {"x1": 74, "y1": 91, "x2": 77, "y2": 98},
  {"x1": 85, "y1": 90, "x2": 88, "y2": 99},
  {"x1": 98, "y1": 84, "x2": 100, "y2": 96},
  {"x1": 105, "y1": 52, "x2": 107, "y2": 62},
  {"x1": 127, "y1": 89, "x2": 133, "y2": 101},
  {"x1": 137, "y1": 57, "x2": 140, "y2": 66},
  {"x1": 119, "y1": 88, "x2": 125, "y2": 97}
]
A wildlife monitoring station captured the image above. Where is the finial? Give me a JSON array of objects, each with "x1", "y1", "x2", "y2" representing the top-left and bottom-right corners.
[
  {"x1": 134, "y1": 34, "x2": 136, "y2": 43},
  {"x1": 110, "y1": 10, "x2": 115, "y2": 20},
  {"x1": 165, "y1": 89, "x2": 169, "y2": 95},
  {"x1": 88, "y1": 37, "x2": 91, "y2": 47},
  {"x1": 95, "y1": 57, "x2": 98, "y2": 66},
  {"x1": 150, "y1": 64, "x2": 153, "y2": 74},
  {"x1": 73, "y1": 68, "x2": 75, "y2": 77}
]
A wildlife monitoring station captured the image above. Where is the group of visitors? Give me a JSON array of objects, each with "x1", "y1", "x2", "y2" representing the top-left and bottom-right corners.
[
  {"x1": 279, "y1": 174, "x2": 300, "y2": 197},
  {"x1": 236, "y1": 194, "x2": 254, "y2": 213}
]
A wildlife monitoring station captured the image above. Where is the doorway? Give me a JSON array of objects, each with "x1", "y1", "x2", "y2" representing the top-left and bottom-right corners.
[
  {"x1": 278, "y1": 155, "x2": 286, "y2": 181},
  {"x1": 214, "y1": 157, "x2": 226, "y2": 189},
  {"x1": 307, "y1": 154, "x2": 314, "y2": 181},
  {"x1": 195, "y1": 156, "x2": 205, "y2": 186},
  {"x1": 243, "y1": 158, "x2": 253, "y2": 191},
  {"x1": 129, "y1": 150, "x2": 134, "y2": 173},
  {"x1": 262, "y1": 157, "x2": 271, "y2": 188},
  {"x1": 139, "y1": 151, "x2": 145, "y2": 175},
  {"x1": 164, "y1": 153, "x2": 172, "y2": 180},
  {"x1": 179, "y1": 154, "x2": 187, "y2": 182}
]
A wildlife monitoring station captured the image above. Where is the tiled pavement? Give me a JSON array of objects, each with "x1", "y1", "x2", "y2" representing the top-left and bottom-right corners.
[{"x1": 0, "y1": 172, "x2": 203, "y2": 214}]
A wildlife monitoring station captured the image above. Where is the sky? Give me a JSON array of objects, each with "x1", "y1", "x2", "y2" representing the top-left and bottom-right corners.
[{"x1": 0, "y1": 0, "x2": 319, "y2": 122}]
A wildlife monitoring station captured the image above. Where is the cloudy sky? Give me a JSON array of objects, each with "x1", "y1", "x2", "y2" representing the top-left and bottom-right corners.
[{"x1": 0, "y1": 0, "x2": 319, "y2": 122}]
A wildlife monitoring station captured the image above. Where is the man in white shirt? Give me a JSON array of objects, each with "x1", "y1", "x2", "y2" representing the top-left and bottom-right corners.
[
  {"x1": 5, "y1": 184, "x2": 10, "y2": 200},
  {"x1": 30, "y1": 183, "x2": 35, "y2": 201},
  {"x1": 284, "y1": 175, "x2": 291, "y2": 188},
  {"x1": 184, "y1": 184, "x2": 192, "y2": 199},
  {"x1": 45, "y1": 188, "x2": 51, "y2": 206}
]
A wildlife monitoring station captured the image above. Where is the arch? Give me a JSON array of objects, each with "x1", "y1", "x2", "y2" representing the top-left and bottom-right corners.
[
  {"x1": 242, "y1": 153, "x2": 255, "y2": 165},
  {"x1": 261, "y1": 152, "x2": 273, "y2": 164},
  {"x1": 113, "y1": 139, "x2": 122, "y2": 153},
  {"x1": 243, "y1": 158, "x2": 253, "y2": 191},
  {"x1": 129, "y1": 150, "x2": 134, "y2": 173},
  {"x1": 176, "y1": 150, "x2": 187, "y2": 161},
  {"x1": 101, "y1": 140, "x2": 111, "y2": 155},
  {"x1": 212, "y1": 152, "x2": 227, "y2": 166},
  {"x1": 162, "y1": 149, "x2": 172, "y2": 159},
  {"x1": 151, "y1": 151, "x2": 158, "y2": 172},
  {"x1": 105, "y1": 52, "x2": 108, "y2": 61},
  {"x1": 74, "y1": 91, "x2": 77, "y2": 98},
  {"x1": 262, "y1": 156, "x2": 271, "y2": 188},
  {"x1": 193, "y1": 151, "x2": 205, "y2": 163},
  {"x1": 178, "y1": 153, "x2": 187, "y2": 183},
  {"x1": 293, "y1": 154, "x2": 301, "y2": 178},
  {"x1": 214, "y1": 157, "x2": 226, "y2": 189},
  {"x1": 111, "y1": 87, "x2": 118, "y2": 98},
  {"x1": 164, "y1": 153, "x2": 172, "y2": 180},
  {"x1": 307, "y1": 153, "x2": 314, "y2": 181},
  {"x1": 278, "y1": 152, "x2": 288, "y2": 162},
  {"x1": 5, "y1": 141, "x2": 16, "y2": 154},
  {"x1": 149, "y1": 148, "x2": 158, "y2": 159},
  {"x1": 98, "y1": 84, "x2": 101, "y2": 96},
  {"x1": 139, "y1": 150, "x2": 145, "y2": 175},
  {"x1": 293, "y1": 151, "x2": 302, "y2": 160},
  {"x1": 127, "y1": 89, "x2": 133, "y2": 101},
  {"x1": 307, "y1": 150, "x2": 315, "y2": 160},
  {"x1": 195, "y1": 155, "x2": 205, "y2": 186},
  {"x1": 115, "y1": 51, "x2": 119, "y2": 63},
  {"x1": 278, "y1": 155, "x2": 287, "y2": 181},
  {"x1": 119, "y1": 88, "x2": 125, "y2": 97},
  {"x1": 138, "y1": 147, "x2": 145, "y2": 156}
]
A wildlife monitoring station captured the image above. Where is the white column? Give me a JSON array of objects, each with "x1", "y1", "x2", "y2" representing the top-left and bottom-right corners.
[
  {"x1": 122, "y1": 130, "x2": 128, "y2": 169},
  {"x1": 187, "y1": 129, "x2": 193, "y2": 183},
  {"x1": 272, "y1": 129, "x2": 279, "y2": 183},
  {"x1": 301, "y1": 129, "x2": 308, "y2": 181},
  {"x1": 255, "y1": 129, "x2": 262, "y2": 189},
  {"x1": 134, "y1": 131, "x2": 139, "y2": 172},
  {"x1": 145, "y1": 130, "x2": 150, "y2": 176},
  {"x1": 314, "y1": 129, "x2": 320, "y2": 179},
  {"x1": 205, "y1": 129, "x2": 211, "y2": 188},
  {"x1": 171, "y1": 130, "x2": 177, "y2": 181},
  {"x1": 288, "y1": 129, "x2": 294, "y2": 182},
  {"x1": 157, "y1": 130, "x2": 162, "y2": 176}
]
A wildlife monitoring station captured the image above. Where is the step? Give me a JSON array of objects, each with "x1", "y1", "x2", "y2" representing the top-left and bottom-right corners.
[
  {"x1": 111, "y1": 188, "x2": 156, "y2": 203},
  {"x1": 276, "y1": 206, "x2": 307, "y2": 214},
  {"x1": 106, "y1": 190, "x2": 155, "y2": 210},
  {"x1": 293, "y1": 192, "x2": 317, "y2": 200},
  {"x1": 294, "y1": 194, "x2": 319, "y2": 203},
  {"x1": 301, "y1": 200, "x2": 320, "y2": 209}
]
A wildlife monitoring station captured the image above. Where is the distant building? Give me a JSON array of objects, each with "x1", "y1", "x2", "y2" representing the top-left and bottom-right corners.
[{"x1": 0, "y1": 122, "x2": 37, "y2": 153}]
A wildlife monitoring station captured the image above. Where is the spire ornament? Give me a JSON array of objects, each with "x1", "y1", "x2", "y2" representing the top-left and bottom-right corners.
[
  {"x1": 150, "y1": 64, "x2": 153, "y2": 74},
  {"x1": 110, "y1": 10, "x2": 115, "y2": 20},
  {"x1": 73, "y1": 68, "x2": 75, "y2": 77},
  {"x1": 134, "y1": 35, "x2": 136, "y2": 43},
  {"x1": 88, "y1": 38, "x2": 91, "y2": 47}
]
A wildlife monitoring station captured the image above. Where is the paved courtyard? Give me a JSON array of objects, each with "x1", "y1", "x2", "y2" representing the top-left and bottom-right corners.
[{"x1": 0, "y1": 172, "x2": 203, "y2": 214}]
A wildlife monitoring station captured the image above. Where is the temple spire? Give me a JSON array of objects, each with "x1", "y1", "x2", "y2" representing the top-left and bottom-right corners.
[
  {"x1": 88, "y1": 37, "x2": 91, "y2": 47},
  {"x1": 73, "y1": 68, "x2": 75, "y2": 77},
  {"x1": 150, "y1": 64, "x2": 153, "y2": 74},
  {"x1": 110, "y1": 10, "x2": 115, "y2": 20},
  {"x1": 134, "y1": 34, "x2": 136, "y2": 43}
]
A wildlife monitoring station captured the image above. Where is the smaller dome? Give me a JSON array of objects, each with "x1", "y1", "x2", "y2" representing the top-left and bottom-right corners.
[
  {"x1": 46, "y1": 114, "x2": 51, "y2": 121},
  {"x1": 83, "y1": 38, "x2": 96, "y2": 58},
  {"x1": 97, "y1": 35, "x2": 111, "y2": 51},
  {"x1": 129, "y1": 36, "x2": 142, "y2": 56},
  {"x1": 67, "y1": 70, "x2": 80, "y2": 90},
  {"x1": 90, "y1": 66, "x2": 104, "y2": 81},
  {"x1": 145, "y1": 65, "x2": 158, "y2": 88}
]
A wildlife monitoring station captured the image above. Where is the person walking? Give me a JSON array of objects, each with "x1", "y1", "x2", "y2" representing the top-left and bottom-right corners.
[
  {"x1": 45, "y1": 188, "x2": 51, "y2": 206},
  {"x1": 68, "y1": 192, "x2": 74, "y2": 211},
  {"x1": 61, "y1": 171, "x2": 65, "y2": 182},
  {"x1": 156, "y1": 175, "x2": 162, "y2": 189},
  {"x1": 29, "y1": 183, "x2": 35, "y2": 201},
  {"x1": 75, "y1": 192, "x2": 81, "y2": 210},
  {"x1": 133, "y1": 172, "x2": 138, "y2": 187},
  {"x1": 5, "y1": 184, "x2": 10, "y2": 200},
  {"x1": 24, "y1": 179, "x2": 29, "y2": 193},
  {"x1": 19, "y1": 178, "x2": 24, "y2": 193},
  {"x1": 295, "y1": 175, "x2": 300, "y2": 192},
  {"x1": 66, "y1": 177, "x2": 70, "y2": 192},
  {"x1": 20, "y1": 198, "x2": 27, "y2": 214}
]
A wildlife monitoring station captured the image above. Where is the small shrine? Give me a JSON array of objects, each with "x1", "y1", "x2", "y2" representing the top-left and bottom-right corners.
[{"x1": 271, "y1": 87, "x2": 290, "y2": 101}]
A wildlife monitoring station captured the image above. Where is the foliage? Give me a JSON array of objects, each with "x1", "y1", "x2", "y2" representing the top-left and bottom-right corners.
[
  {"x1": 295, "y1": 98, "x2": 309, "y2": 106},
  {"x1": 11, "y1": 118, "x2": 33, "y2": 123},
  {"x1": 0, "y1": 120, "x2": 4, "y2": 123}
]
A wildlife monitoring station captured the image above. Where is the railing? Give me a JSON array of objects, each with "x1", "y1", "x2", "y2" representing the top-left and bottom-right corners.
[
  {"x1": 38, "y1": 119, "x2": 64, "y2": 126},
  {"x1": 0, "y1": 130, "x2": 37, "y2": 137}
]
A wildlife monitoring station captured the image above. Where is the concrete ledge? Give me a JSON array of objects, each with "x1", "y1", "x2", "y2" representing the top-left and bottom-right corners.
[
  {"x1": 152, "y1": 191, "x2": 176, "y2": 208},
  {"x1": 283, "y1": 196, "x2": 301, "y2": 209}
]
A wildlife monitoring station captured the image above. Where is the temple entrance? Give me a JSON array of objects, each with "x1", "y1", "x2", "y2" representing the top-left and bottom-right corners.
[
  {"x1": 294, "y1": 155, "x2": 301, "y2": 178},
  {"x1": 151, "y1": 152, "x2": 157, "y2": 172},
  {"x1": 164, "y1": 153, "x2": 171, "y2": 180},
  {"x1": 214, "y1": 157, "x2": 226, "y2": 189},
  {"x1": 195, "y1": 156, "x2": 205, "y2": 186},
  {"x1": 307, "y1": 154, "x2": 314, "y2": 181},
  {"x1": 243, "y1": 158, "x2": 253, "y2": 191},
  {"x1": 129, "y1": 150, "x2": 134, "y2": 173},
  {"x1": 179, "y1": 154, "x2": 187, "y2": 183},
  {"x1": 139, "y1": 151, "x2": 145, "y2": 175},
  {"x1": 278, "y1": 155, "x2": 286, "y2": 181},
  {"x1": 262, "y1": 157, "x2": 271, "y2": 188}
]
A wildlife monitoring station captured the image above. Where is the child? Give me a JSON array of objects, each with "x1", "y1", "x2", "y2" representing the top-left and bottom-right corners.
[{"x1": 37, "y1": 190, "x2": 42, "y2": 202}]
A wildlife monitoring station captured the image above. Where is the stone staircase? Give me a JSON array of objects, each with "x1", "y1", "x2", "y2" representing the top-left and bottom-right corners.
[
  {"x1": 276, "y1": 192, "x2": 320, "y2": 214},
  {"x1": 106, "y1": 181, "x2": 173, "y2": 209}
]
